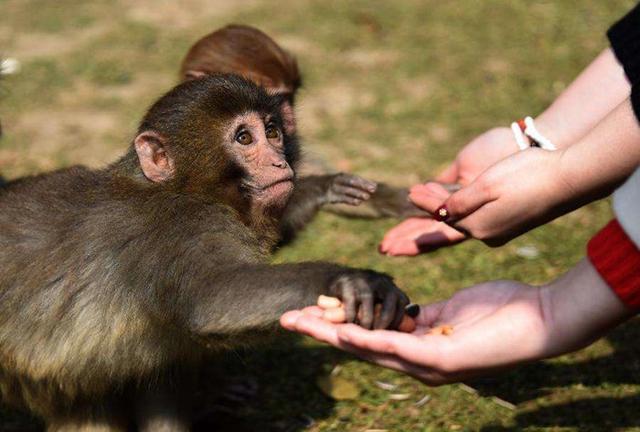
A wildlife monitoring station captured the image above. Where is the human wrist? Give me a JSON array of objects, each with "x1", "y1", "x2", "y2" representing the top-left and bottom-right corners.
[
  {"x1": 544, "y1": 259, "x2": 634, "y2": 357},
  {"x1": 533, "y1": 113, "x2": 572, "y2": 149}
]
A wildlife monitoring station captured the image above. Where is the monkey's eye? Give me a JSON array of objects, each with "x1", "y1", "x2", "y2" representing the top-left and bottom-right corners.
[
  {"x1": 235, "y1": 130, "x2": 253, "y2": 145},
  {"x1": 265, "y1": 125, "x2": 280, "y2": 140}
]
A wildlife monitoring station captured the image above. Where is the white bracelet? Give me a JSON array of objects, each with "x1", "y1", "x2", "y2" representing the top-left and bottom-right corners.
[
  {"x1": 510, "y1": 116, "x2": 557, "y2": 151},
  {"x1": 510, "y1": 121, "x2": 530, "y2": 150}
]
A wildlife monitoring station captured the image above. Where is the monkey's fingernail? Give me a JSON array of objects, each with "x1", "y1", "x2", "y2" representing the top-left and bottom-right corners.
[
  {"x1": 405, "y1": 303, "x2": 420, "y2": 318},
  {"x1": 318, "y1": 295, "x2": 342, "y2": 309}
]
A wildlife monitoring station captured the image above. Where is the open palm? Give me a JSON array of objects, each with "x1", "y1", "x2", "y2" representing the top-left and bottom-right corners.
[{"x1": 281, "y1": 281, "x2": 549, "y2": 385}]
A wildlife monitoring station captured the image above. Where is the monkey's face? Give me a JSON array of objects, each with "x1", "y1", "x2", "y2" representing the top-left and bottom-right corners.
[
  {"x1": 133, "y1": 75, "x2": 300, "y2": 215},
  {"x1": 226, "y1": 111, "x2": 294, "y2": 209}
]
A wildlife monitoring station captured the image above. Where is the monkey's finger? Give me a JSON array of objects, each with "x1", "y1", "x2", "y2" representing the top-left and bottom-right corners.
[
  {"x1": 357, "y1": 289, "x2": 375, "y2": 330},
  {"x1": 331, "y1": 185, "x2": 371, "y2": 202},
  {"x1": 390, "y1": 297, "x2": 407, "y2": 330},
  {"x1": 398, "y1": 290, "x2": 411, "y2": 311},
  {"x1": 340, "y1": 283, "x2": 358, "y2": 323},
  {"x1": 336, "y1": 174, "x2": 377, "y2": 194},
  {"x1": 374, "y1": 291, "x2": 398, "y2": 329}
]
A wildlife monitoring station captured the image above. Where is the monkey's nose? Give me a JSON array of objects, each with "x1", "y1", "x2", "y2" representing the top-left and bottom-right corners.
[{"x1": 272, "y1": 160, "x2": 288, "y2": 169}]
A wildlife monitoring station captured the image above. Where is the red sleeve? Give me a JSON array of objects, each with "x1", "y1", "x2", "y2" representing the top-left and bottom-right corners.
[{"x1": 587, "y1": 219, "x2": 640, "y2": 309}]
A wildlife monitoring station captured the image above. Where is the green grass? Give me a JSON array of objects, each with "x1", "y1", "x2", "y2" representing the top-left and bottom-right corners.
[{"x1": 1, "y1": 0, "x2": 639, "y2": 430}]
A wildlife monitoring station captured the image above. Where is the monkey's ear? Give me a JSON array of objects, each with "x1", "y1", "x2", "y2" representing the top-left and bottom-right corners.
[
  {"x1": 183, "y1": 70, "x2": 207, "y2": 81},
  {"x1": 134, "y1": 131, "x2": 175, "y2": 183}
]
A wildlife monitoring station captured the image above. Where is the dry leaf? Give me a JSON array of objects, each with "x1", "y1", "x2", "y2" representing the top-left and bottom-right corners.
[{"x1": 316, "y1": 374, "x2": 360, "y2": 400}]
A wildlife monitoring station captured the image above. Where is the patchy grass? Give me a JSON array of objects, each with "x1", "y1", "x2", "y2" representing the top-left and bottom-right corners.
[{"x1": 1, "y1": 0, "x2": 639, "y2": 430}]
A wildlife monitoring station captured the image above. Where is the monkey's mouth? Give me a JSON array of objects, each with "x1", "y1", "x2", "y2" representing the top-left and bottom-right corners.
[
  {"x1": 261, "y1": 176, "x2": 294, "y2": 191},
  {"x1": 254, "y1": 177, "x2": 294, "y2": 202},
  {"x1": 242, "y1": 176, "x2": 294, "y2": 203}
]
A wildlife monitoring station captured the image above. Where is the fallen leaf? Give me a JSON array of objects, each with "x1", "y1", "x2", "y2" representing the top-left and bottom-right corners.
[{"x1": 316, "y1": 374, "x2": 360, "y2": 400}]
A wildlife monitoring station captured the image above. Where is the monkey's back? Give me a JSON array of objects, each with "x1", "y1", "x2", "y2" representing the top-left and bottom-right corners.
[{"x1": 0, "y1": 167, "x2": 210, "y2": 415}]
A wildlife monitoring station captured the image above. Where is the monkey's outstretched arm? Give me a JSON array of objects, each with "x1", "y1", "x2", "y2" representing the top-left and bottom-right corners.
[
  {"x1": 279, "y1": 174, "x2": 377, "y2": 243},
  {"x1": 183, "y1": 262, "x2": 409, "y2": 335}
]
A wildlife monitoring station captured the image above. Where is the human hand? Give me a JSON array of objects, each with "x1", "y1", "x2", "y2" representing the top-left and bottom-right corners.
[
  {"x1": 437, "y1": 127, "x2": 518, "y2": 185},
  {"x1": 379, "y1": 216, "x2": 466, "y2": 256},
  {"x1": 281, "y1": 280, "x2": 551, "y2": 385},
  {"x1": 411, "y1": 148, "x2": 571, "y2": 246},
  {"x1": 379, "y1": 127, "x2": 517, "y2": 255}
]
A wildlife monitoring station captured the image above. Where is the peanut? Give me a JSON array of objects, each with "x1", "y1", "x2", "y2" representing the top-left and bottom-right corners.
[
  {"x1": 317, "y1": 295, "x2": 342, "y2": 309},
  {"x1": 323, "y1": 307, "x2": 346, "y2": 323},
  {"x1": 398, "y1": 315, "x2": 417, "y2": 333},
  {"x1": 427, "y1": 324, "x2": 454, "y2": 336}
]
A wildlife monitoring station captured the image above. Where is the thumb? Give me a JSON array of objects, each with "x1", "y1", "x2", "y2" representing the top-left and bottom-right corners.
[{"x1": 441, "y1": 178, "x2": 496, "y2": 224}]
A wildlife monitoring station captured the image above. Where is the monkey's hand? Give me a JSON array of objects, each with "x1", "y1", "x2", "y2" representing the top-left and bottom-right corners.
[
  {"x1": 323, "y1": 173, "x2": 377, "y2": 206},
  {"x1": 328, "y1": 270, "x2": 409, "y2": 330}
]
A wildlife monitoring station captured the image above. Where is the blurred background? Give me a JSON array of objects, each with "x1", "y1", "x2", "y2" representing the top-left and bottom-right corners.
[{"x1": 1, "y1": 0, "x2": 639, "y2": 430}]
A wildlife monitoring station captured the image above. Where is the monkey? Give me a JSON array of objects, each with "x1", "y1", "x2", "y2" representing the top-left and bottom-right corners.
[
  {"x1": 179, "y1": 24, "x2": 438, "y2": 221},
  {"x1": 0, "y1": 74, "x2": 410, "y2": 431}
]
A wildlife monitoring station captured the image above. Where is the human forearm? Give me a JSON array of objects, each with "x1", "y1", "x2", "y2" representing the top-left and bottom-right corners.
[
  {"x1": 535, "y1": 48, "x2": 630, "y2": 149},
  {"x1": 542, "y1": 258, "x2": 635, "y2": 358},
  {"x1": 559, "y1": 97, "x2": 640, "y2": 204}
]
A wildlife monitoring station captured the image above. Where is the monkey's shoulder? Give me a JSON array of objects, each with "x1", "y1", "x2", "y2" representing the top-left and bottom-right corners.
[
  {"x1": 138, "y1": 195, "x2": 268, "y2": 262},
  {"x1": 0, "y1": 165, "x2": 107, "y2": 207}
]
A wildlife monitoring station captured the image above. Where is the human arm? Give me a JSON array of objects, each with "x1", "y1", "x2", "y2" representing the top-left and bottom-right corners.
[
  {"x1": 280, "y1": 258, "x2": 635, "y2": 385},
  {"x1": 534, "y1": 48, "x2": 630, "y2": 148},
  {"x1": 411, "y1": 96, "x2": 640, "y2": 246},
  {"x1": 380, "y1": 47, "x2": 632, "y2": 255}
]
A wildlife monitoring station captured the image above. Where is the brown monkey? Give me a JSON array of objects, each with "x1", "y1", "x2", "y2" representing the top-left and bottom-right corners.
[
  {"x1": 179, "y1": 24, "x2": 432, "y2": 220},
  {"x1": 0, "y1": 75, "x2": 409, "y2": 431}
]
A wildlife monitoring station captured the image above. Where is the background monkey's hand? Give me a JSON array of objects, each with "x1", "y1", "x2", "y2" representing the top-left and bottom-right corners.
[
  {"x1": 323, "y1": 173, "x2": 377, "y2": 206},
  {"x1": 327, "y1": 270, "x2": 409, "y2": 330}
]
